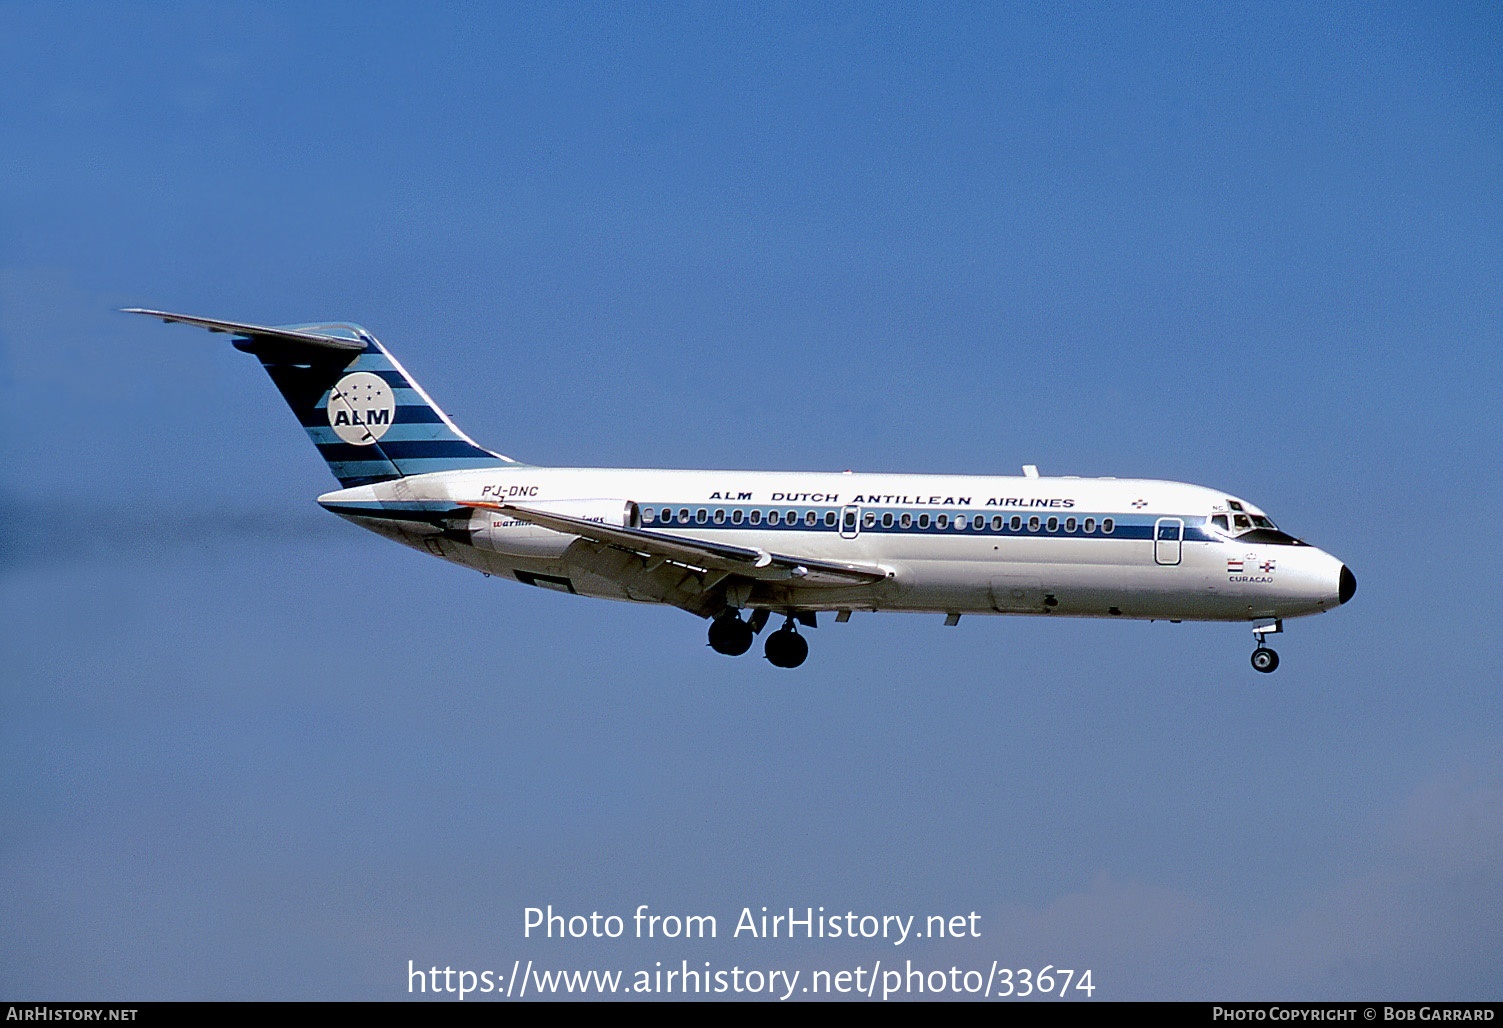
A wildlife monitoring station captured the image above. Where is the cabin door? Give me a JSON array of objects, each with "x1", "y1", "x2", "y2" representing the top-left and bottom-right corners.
[
  {"x1": 1154, "y1": 517, "x2": 1184, "y2": 566},
  {"x1": 840, "y1": 505, "x2": 861, "y2": 539}
]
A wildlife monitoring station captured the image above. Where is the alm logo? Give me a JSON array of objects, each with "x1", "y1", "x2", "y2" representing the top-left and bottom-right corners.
[{"x1": 327, "y1": 372, "x2": 396, "y2": 446}]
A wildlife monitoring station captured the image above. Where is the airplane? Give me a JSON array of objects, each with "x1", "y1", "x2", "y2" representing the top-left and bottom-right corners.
[{"x1": 128, "y1": 308, "x2": 1355, "y2": 672}]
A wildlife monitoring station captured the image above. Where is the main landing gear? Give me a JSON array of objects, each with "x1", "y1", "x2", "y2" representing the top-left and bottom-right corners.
[
  {"x1": 707, "y1": 612, "x2": 754, "y2": 656},
  {"x1": 707, "y1": 611, "x2": 809, "y2": 668},
  {"x1": 1250, "y1": 619, "x2": 1282, "y2": 674},
  {"x1": 763, "y1": 621, "x2": 808, "y2": 669}
]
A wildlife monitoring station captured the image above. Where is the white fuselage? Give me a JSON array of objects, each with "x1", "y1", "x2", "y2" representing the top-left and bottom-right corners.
[{"x1": 320, "y1": 466, "x2": 1350, "y2": 624}]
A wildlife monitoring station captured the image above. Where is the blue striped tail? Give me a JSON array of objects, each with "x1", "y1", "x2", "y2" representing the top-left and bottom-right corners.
[{"x1": 128, "y1": 309, "x2": 522, "y2": 486}]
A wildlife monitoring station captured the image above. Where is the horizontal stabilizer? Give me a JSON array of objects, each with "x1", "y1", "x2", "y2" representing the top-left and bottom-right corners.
[{"x1": 123, "y1": 309, "x2": 366, "y2": 355}]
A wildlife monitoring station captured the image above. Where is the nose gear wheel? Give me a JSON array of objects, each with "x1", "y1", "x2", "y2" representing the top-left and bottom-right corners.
[{"x1": 1250, "y1": 620, "x2": 1282, "y2": 673}]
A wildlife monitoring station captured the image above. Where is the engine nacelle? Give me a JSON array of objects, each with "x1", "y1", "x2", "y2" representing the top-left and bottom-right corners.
[{"x1": 471, "y1": 498, "x2": 638, "y2": 558}]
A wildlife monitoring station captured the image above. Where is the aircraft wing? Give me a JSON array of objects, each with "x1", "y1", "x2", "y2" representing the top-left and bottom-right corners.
[{"x1": 459, "y1": 501, "x2": 890, "y2": 587}]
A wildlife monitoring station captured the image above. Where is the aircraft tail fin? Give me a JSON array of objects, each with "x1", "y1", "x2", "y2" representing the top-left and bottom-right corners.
[{"x1": 127, "y1": 309, "x2": 522, "y2": 486}]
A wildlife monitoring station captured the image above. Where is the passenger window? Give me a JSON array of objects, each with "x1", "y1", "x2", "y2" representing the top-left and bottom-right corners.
[
  {"x1": 991, "y1": 516, "x2": 1003, "y2": 531},
  {"x1": 863, "y1": 511, "x2": 876, "y2": 528},
  {"x1": 768, "y1": 510, "x2": 781, "y2": 525},
  {"x1": 749, "y1": 509, "x2": 762, "y2": 525},
  {"x1": 973, "y1": 515, "x2": 985, "y2": 530},
  {"x1": 882, "y1": 512, "x2": 894, "y2": 528},
  {"x1": 1028, "y1": 516, "x2": 1040, "y2": 531},
  {"x1": 1065, "y1": 517, "x2": 1076, "y2": 532},
  {"x1": 919, "y1": 514, "x2": 931, "y2": 529},
  {"x1": 824, "y1": 511, "x2": 836, "y2": 527},
  {"x1": 642, "y1": 508, "x2": 656, "y2": 524},
  {"x1": 1103, "y1": 518, "x2": 1115, "y2": 534},
  {"x1": 678, "y1": 508, "x2": 690, "y2": 524},
  {"x1": 937, "y1": 514, "x2": 950, "y2": 529},
  {"x1": 1046, "y1": 516, "x2": 1058, "y2": 532},
  {"x1": 805, "y1": 510, "x2": 817, "y2": 527},
  {"x1": 900, "y1": 513, "x2": 912, "y2": 529},
  {"x1": 1084, "y1": 517, "x2": 1095, "y2": 533},
  {"x1": 713, "y1": 509, "x2": 726, "y2": 524},
  {"x1": 696, "y1": 508, "x2": 708, "y2": 523}
]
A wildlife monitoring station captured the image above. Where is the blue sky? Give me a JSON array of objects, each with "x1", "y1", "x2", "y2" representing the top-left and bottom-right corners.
[{"x1": 2, "y1": 2, "x2": 1500, "y2": 1000}]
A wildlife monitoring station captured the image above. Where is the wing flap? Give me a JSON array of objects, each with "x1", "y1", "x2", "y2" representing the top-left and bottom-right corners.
[{"x1": 561, "y1": 540, "x2": 727, "y2": 617}]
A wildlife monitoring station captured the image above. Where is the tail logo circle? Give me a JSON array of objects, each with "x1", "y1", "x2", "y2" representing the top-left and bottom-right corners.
[{"x1": 327, "y1": 372, "x2": 396, "y2": 446}]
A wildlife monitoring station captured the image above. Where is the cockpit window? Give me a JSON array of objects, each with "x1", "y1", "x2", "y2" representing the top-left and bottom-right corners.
[
  {"x1": 1214, "y1": 506, "x2": 1305, "y2": 545},
  {"x1": 1236, "y1": 527, "x2": 1306, "y2": 546}
]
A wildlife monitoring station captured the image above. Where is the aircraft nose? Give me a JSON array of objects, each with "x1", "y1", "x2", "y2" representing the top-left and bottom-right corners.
[{"x1": 1339, "y1": 564, "x2": 1356, "y2": 605}]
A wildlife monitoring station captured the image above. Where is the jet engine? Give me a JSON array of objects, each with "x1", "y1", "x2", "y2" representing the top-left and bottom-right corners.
[{"x1": 470, "y1": 498, "x2": 638, "y2": 557}]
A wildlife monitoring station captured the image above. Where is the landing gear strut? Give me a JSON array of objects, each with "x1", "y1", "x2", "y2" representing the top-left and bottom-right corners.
[
  {"x1": 707, "y1": 613, "x2": 754, "y2": 656},
  {"x1": 764, "y1": 619, "x2": 809, "y2": 668},
  {"x1": 1250, "y1": 619, "x2": 1282, "y2": 674}
]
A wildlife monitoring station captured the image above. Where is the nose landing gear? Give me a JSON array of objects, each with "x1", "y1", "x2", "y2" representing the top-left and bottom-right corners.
[{"x1": 1250, "y1": 619, "x2": 1282, "y2": 673}]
